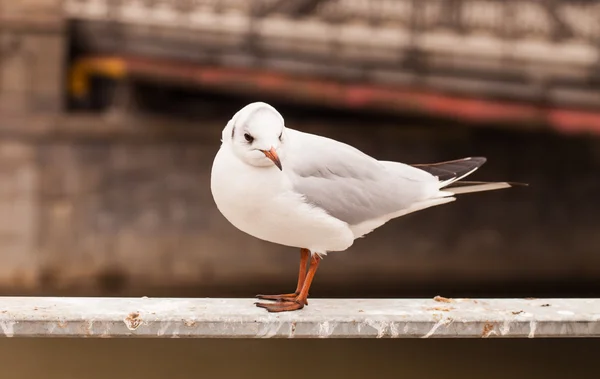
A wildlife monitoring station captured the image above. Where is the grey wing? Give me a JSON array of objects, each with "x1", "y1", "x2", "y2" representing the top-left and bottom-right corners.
[{"x1": 284, "y1": 129, "x2": 438, "y2": 225}]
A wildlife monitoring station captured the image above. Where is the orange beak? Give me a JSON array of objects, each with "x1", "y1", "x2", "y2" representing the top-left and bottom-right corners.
[{"x1": 261, "y1": 147, "x2": 282, "y2": 171}]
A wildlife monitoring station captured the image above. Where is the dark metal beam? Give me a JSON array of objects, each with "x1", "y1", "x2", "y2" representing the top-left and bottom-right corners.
[{"x1": 254, "y1": 0, "x2": 331, "y2": 17}]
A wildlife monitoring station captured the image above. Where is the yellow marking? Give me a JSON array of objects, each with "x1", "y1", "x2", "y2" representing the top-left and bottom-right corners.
[{"x1": 68, "y1": 57, "x2": 127, "y2": 98}]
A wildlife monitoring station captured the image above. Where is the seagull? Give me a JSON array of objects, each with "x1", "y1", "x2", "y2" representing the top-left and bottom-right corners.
[{"x1": 211, "y1": 102, "x2": 521, "y2": 312}]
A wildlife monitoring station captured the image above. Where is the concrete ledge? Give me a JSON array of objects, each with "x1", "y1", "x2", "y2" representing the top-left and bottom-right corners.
[{"x1": 0, "y1": 297, "x2": 599, "y2": 338}]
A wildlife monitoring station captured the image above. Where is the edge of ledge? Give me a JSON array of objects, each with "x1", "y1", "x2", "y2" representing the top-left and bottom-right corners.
[{"x1": 0, "y1": 297, "x2": 599, "y2": 339}]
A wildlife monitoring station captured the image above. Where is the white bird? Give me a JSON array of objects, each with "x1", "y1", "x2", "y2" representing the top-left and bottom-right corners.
[{"x1": 211, "y1": 102, "x2": 521, "y2": 312}]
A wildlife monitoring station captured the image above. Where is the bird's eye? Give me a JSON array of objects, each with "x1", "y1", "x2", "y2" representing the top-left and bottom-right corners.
[{"x1": 244, "y1": 133, "x2": 254, "y2": 143}]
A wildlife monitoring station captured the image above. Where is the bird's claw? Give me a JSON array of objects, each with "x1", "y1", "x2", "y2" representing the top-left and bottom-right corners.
[
  {"x1": 255, "y1": 293, "x2": 308, "y2": 305},
  {"x1": 255, "y1": 300, "x2": 305, "y2": 313}
]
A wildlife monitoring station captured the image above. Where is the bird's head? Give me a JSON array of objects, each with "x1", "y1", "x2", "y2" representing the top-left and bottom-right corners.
[{"x1": 223, "y1": 102, "x2": 286, "y2": 171}]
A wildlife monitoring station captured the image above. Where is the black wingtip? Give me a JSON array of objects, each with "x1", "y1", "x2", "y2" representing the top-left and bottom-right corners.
[
  {"x1": 412, "y1": 157, "x2": 488, "y2": 182},
  {"x1": 508, "y1": 181, "x2": 529, "y2": 187},
  {"x1": 465, "y1": 156, "x2": 487, "y2": 167}
]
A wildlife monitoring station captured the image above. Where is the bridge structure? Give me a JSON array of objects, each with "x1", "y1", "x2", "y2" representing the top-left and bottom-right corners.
[
  {"x1": 61, "y1": 0, "x2": 600, "y2": 133},
  {"x1": 1, "y1": 0, "x2": 600, "y2": 132}
]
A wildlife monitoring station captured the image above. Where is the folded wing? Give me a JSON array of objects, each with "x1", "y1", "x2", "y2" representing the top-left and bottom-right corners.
[{"x1": 284, "y1": 129, "x2": 439, "y2": 225}]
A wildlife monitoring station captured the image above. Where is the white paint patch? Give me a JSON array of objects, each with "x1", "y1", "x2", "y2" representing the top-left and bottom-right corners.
[
  {"x1": 102, "y1": 322, "x2": 112, "y2": 337},
  {"x1": 87, "y1": 320, "x2": 95, "y2": 335},
  {"x1": 170, "y1": 323, "x2": 181, "y2": 338},
  {"x1": 47, "y1": 322, "x2": 57, "y2": 334},
  {"x1": 257, "y1": 320, "x2": 283, "y2": 338},
  {"x1": 0, "y1": 321, "x2": 16, "y2": 337},
  {"x1": 500, "y1": 320, "x2": 511, "y2": 335},
  {"x1": 422, "y1": 318, "x2": 451, "y2": 338},
  {"x1": 157, "y1": 322, "x2": 171, "y2": 336},
  {"x1": 528, "y1": 320, "x2": 537, "y2": 338},
  {"x1": 557, "y1": 310, "x2": 575, "y2": 316},
  {"x1": 318, "y1": 321, "x2": 337, "y2": 338},
  {"x1": 364, "y1": 319, "x2": 392, "y2": 338}
]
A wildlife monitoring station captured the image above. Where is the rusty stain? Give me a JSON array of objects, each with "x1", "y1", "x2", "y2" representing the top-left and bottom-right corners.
[
  {"x1": 426, "y1": 306, "x2": 453, "y2": 312},
  {"x1": 454, "y1": 298, "x2": 477, "y2": 303},
  {"x1": 291, "y1": 321, "x2": 297, "y2": 336},
  {"x1": 184, "y1": 320, "x2": 196, "y2": 327},
  {"x1": 434, "y1": 296, "x2": 454, "y2": 303},
  {"x1": 525, "y1": 297, "x2": 537, "y2": 300},
  {"x1": 358, "y1": 310, "x2": 364, "y2": 313},
  {"x1": 57, "y1": 321, "x2": 67, "y2": 328},
  {"x1": 512, "y1": 310, "x2": 524, "y2": 315},
  {"x1": 482, "y1": 323, "x2": 495, "y2": 338},
  {"x1": 124, "y1": 312, "x2": 142, "y2": 330}
]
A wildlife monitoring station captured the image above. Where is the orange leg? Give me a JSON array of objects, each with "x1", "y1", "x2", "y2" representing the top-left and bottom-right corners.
[
  {"x1": 256, "y1": 248, "x2": 310, "y2": 305},
  {"x1": 255, "y1": 252, "x2": 322, "y2": 313}
]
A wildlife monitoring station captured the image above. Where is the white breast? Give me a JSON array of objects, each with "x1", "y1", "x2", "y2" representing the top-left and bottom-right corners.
[{"x1": 210, "y1": 145, "x2": 354, "y2": 253}]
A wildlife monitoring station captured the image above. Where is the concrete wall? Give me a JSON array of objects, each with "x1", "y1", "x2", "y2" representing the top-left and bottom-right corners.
[
  {"x1": 0, "y1": 112, "x2": 598, "y2": 297},
  {"x1": 0, "y1": 0, "x2": 65, "y2": 114},
  {"x1": 0, "y1": 0, "x2": 598, "y2": 297}
]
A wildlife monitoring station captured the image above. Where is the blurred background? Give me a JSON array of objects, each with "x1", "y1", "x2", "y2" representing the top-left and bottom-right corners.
[{"x1": 1, "y1": 0, "x2": 599, "y2": 377}]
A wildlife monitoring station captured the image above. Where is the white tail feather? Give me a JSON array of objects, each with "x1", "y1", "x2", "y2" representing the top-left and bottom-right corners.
[
  {"x1": 392, "y1": 197, "x2": 456, "y2": 218},
  {"x1": 446, "y1": 182, "x2": 513, "y2": 195}
]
